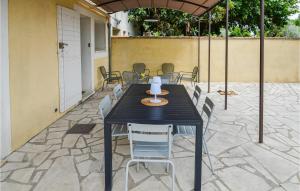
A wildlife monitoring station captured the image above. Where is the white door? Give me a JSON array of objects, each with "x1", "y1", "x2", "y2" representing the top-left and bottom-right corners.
[{"x1": 57, "y1": 6, "x2": 82, "y2": 112}]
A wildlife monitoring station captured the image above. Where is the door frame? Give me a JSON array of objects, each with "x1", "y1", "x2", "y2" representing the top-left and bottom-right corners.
[
  {"x1": 80, "y1": 16, "x2": 93, "y2": 98},
  {"x1": 74, "y1": 5, "x2": 96, "y2": 94},
  {"x1": 1, "y1": 0, "x2": 12, "y2": 159}
]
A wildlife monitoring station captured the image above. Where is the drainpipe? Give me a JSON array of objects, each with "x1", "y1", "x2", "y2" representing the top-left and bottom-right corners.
[{"x1": 198, "y1": 18, "x2": 201, "y2": 83}]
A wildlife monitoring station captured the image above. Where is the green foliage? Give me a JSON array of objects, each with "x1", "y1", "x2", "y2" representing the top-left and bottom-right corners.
[{"x1": 128, "y1": 0, "x2": 299, "y2": 37}]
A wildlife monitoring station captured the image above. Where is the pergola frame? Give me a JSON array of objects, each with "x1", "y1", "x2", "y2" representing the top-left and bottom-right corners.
[{"x1": 95, "y1": 0, "x2": 265, "y2": 190}]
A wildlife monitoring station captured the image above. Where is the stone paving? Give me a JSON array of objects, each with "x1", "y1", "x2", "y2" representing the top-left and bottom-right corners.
[{"x1": 0, "y1": 83, "x2": 299, "y2": 191}]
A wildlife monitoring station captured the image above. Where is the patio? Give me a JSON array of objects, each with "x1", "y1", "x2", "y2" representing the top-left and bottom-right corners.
[{"x1": 1, "y1": 83, "x2": 299, "y2": 191}]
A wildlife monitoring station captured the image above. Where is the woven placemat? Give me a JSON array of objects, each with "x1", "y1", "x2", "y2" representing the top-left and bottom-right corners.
[
  {"x1": 146, "y1": 89, "x2": 169, "y2": 96},
  {"x1": 141, "y1": 97, "x2": 169, "y2": 106}
]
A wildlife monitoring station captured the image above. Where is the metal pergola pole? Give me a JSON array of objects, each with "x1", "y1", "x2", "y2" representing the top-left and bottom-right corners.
[
  {"x1": 198, "y1": 18, "x2": 201, "y2": 83},
  {"x1": 259, "y1": 0, "x2": 265, "y2": 143},
  {"x1": 208, "y1": 11, "x2": 211, "y2": 93},
  {"x1": 107, "y1": 18, "x2": 112, "y2": 78},
  {"x1": 225, "y1": 0, "x2": 229, "y2": 110}
]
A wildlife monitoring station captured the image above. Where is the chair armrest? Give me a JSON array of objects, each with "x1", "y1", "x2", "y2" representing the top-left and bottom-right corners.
[
  {"x1": 157, "y1": 70, "x2": 163, "y2": 76},
  {"x1": 111, "y1": 71, "x2": 122, "y2": 77},
  {"x1": 145, "y1": 69, "x2": 150, "y2": 76},
  {"x1": 107, "y1": 72, "x2": 117, "y2": 77}
]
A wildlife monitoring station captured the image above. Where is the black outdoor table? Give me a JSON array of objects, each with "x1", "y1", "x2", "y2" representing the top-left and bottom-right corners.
[{"x1": 104, "y1": 84, "x2": 203, "y2": 191}]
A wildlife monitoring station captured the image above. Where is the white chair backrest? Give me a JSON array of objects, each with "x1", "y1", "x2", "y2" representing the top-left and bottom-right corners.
[
  {"x1": 201, "y1": 99, "x2": 214, "y2": 133},
  {"x1": 99, "y1": 95, "x2": 112, "y2": 119},
  {"x1": 128, "y1": 123, "x2": 173, "y2": 158},
  {"x1": 113, "y1": 84, "x2": 123, "y2": 100}
]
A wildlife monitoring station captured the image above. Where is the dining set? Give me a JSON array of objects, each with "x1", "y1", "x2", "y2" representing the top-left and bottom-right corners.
[
  {"x1": 99, "y1": 63, "x2": 199, "y2": 91},
  {"x1": 98, "y1": 75, "x2": 215, "y2": 191}
]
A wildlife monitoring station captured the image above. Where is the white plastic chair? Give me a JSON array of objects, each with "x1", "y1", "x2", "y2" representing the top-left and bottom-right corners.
[
  {"x1": 98, "y1": 95, "x2": 127, "y2": 171},
  {"x1": 175, "y1": 97, "x2": 215, "y2": 173},
  {"x1": 113, "y1": 84, "x2": 123, "y2": 100},
  {"x1": 125, "y1": 123, "x2": 175, "y2": 191}
]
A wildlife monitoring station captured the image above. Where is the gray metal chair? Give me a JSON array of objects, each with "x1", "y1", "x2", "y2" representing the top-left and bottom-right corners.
[
  {"x1": 122, "y1": 71, "x2": 139, "y2": 89},
  {"x1": 99, "y1": 95, "x2": 127, "y2": 171},
  {"x1": 157, "y1": 63, "x2": 174, "y2": 75},
  {"x1": 113, "y1": 84, "x2": 123, "y2": 100},
  {"x1": 125, "y1": 123, "x2": 175, "y2": 191},
  {"x1": 99, "y1": 66, "x2": 123, "y2": 91},
  {"x1": 192, "y1": 85, "x2": 202, "y2": 106},
  {"x1": 180, "y1": 66, "x2": 199, "y2": 86},
  {"x1": 175, "y1": 97, "x2": 215, "y2": 173},
  {"x1": 133, "y1": 63, "x2": 150, "y2": 80}
]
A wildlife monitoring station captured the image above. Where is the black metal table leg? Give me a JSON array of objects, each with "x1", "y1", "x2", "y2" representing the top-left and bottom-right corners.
[
  {"x1": 104, "y1": 122, "x2": 112, "y2": 191},
  {"x1": 194, "y1": 123, "x2": 203, "y2": 191}
]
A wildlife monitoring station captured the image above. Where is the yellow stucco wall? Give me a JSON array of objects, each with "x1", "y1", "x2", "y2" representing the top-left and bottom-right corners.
[
  {"x1": 94, "y1": 57, "x2": 109, "y2": 90},
  {"x1": 112, "y1": 37, "x2": 300, "y2": 83},
  {"x1": 8, "y1": 0, "x2": 107, "y2": 150}
]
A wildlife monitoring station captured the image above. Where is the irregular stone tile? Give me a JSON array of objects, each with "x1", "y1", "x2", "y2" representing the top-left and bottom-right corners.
[
  {"x1": 221, "y1": 158, "x2": 247, "y2": 166},
  {"x1": 89, "y1": 160, "x2": 102, "y2": 173},
  {"x1": 51, "y1": 119, "x2": 69, "y2": 127},
  {"x1": 65, "y1": 114, "x2": 87, "y2": 121},
  {"x1": 91, "y1": 144, "x2": 104, "y2": 152},
  {"x1": 32, "y1": 171, "x2": 44, "y2": 183},
  {"x1": 30, "y1": 129, "x2": 47, "y2": 143},
  {"x1": 160, "y1": 175, "x2": 181, "y2": 191},
  {"x1": 202, "y1": 182, "x2": 219, "y2": 191},
  {"x1": 47, "y1": 144, "x2": 61, "y2": 151},
  {"x1": 173, "y1": 157, "x2": 194, "y2": 191},
  {"x1": 87, "y1": 138, "x2": 101, "y2": 144},
  {"x1": 91, "y1": 152, "x2": 104, "y2": 161},
  {"x1": 129, "y1": 165, "x2": 150, "y2": 183},
  {"x1": 113, "y1": 154, "x2": 123, "y2": 171},
  {"x1": 78, "y1": 118, "x2": 91, "y2": 124},
  {"x1": 0, "y1": 162, "x2": 30, "y2": 173},
  {"x1": 131, "y1": 176, "x2": 168, "y2": 191},
  {"x1": 46, "y1": 139, "x2": 62, "y2": 145},
  {"x1": 24, "y1": 153, "x2": 37, "y2": 162},
  {"x1": 115, "y1": 145, "x2": 130, "y2": 155},
  {"x1": 218, "y1": 166, "x2": 271, "y2": 191},
  {"x1": 243, "y1": 143, "x2": 298, "y2": 182},
  {"x1": 76, "y1": 137, "x2": 87, "y2": 149},
  {"x1": 82, "y1": 147, "x2": 91, "y2": 154},
  {"x1": 112, "y1": 168, "x2": 126, "y2": 191},
  {"x1": 0, "y1": 182, "x2": 32, "y2": 191},
  {"x1": 33, "y1": 152, "x2": 51, "y2": 166},
  {"x1": 6, "y1": 152, "x2": 25, "y2": 162},
  {"x1": 207, "y1": 133, "x2": 248, "y2": 156},
  {"x1": 49, "y1": 149, "x2": 69, "y2": 159},
  {"x1": 71, "y1": 149, "x2": 82, "y2": 155},
  {"x1": 281, "y1": 183, "x2": 300, "y2": 191},
  {"x1": 75, "y1": 154, "x2": 90, "y2": 163},
  {"x1": 76, "y1": 160, "x2": 93, "y2": 177},
  {"x1": 37, "y1": 159, "x2": 53, "y2": 170},
  {"x1": 147, "y1": 163, "x2": 168, "y2": 175},
  {"x1": 173, "y1": 151, "x2": 194, "y2": 158},
  {"x1": 47, "y1": 131, "x2": 66, "y2": 139},
  {"x1": 88, "y1": 140, "x2": 104, "y2": 146},
  {"x1": 62, "y1": 134, "x2": 80, "y2": 148},
  {"x1": 0, "y1": 171, "x2": 11, "y2": 181},
  {"x1": 19, "y1": 143, "x2": 49, "y2": 153},
  {"x1": 10, "y1": 167, "x2": 35, "y2": 183},
  {"x1": 48, "y1": 126, "x2": 69, "y2": 132},
  {"x1": 34, "y1": 156, "x2": 80, "y2": 191},
  {"x1": 81, "y1": 173, "x2": 104, "y2": 191},
  {"x1": 215, "y1": 180, "x2": 230, "y2": 191}
]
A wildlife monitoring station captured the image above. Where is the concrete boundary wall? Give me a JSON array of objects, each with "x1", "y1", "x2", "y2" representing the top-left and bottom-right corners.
[{"x1": 112, "y1": 37, "x2": 300, "y2": 83}]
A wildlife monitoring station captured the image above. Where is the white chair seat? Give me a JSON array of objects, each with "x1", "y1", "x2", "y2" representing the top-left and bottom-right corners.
[
  {"x1": 112, "y1": 124, "x2": 128, "y2": 137},
  {"x1": 133, "y1": 142, "x2": 169, "y2": 158},
  {"x1": 176, "y1": 125, "x2": 196, "y2": 136}
]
